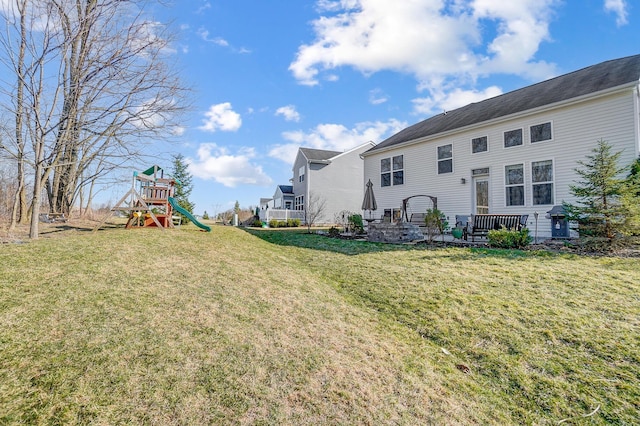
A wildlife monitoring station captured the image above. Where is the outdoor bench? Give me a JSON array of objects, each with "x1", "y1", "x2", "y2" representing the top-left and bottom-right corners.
[
  {"x1": 463, "y1": 213, "x2": 528, "y2": 241},
  {"x1": 409, "y1": 213, "x2": 427, "y2": 227}
]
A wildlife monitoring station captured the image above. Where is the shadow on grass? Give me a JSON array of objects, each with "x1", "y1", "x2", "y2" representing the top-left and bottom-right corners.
[
  {"x1": 243, "y1": 228, "x2": 559, "y2": 259},
  {"x1": 243, "y1": 228, "x2": 413, "y2": 255}
]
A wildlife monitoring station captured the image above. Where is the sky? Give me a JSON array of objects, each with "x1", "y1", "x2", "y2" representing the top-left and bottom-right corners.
[{"x1": 123, "y1": 0, "x2": 638, "y2": 216}]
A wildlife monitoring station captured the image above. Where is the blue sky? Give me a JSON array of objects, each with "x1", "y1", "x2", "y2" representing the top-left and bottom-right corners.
[{"x1": 139, "y1": 0, "x2": 638, "y2": 216}]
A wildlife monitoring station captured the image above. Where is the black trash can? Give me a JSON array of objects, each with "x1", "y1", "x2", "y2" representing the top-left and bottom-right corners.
[{"x1": 546, "y1": 205, "x2": 569, "y2": 238}]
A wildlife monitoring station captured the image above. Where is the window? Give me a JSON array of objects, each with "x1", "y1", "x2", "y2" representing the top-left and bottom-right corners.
[
  {"x1": 383, "y1": 208, "x2": 402, "y2": 223},
  {"x1": 294, "y1": 195, "x2": 304, "y2": 210},
  {"x1": 472, "y1": 136, "x2": 488, "y2": 154},
  {"x1": 505, "y1": 164, "x2": 524, "y2": 206},
  {"x1": 530, "y1": 122, "x2": 552, "y2": 143},
  {"x1": 392, "y1": 155, "x2": 404, "y2": 185},
  {"x1": 381, "y1": 155, "x2": 404, "y2": 186},
  {"x1": 532, "y1": 160, "x2": 554, "y2": 205},
  {"x1": 437, "y1": 144, "x2": 453, "y2": 174},
  {"x1": 298, "y1": 165, "x2": 305, "y2": 182},
  {"x1": 504, "y1": 129, "x2": 523, "y2": 148}
]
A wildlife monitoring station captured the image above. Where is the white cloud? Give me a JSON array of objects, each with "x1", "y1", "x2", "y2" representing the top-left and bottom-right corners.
[
  {"x1": 604, "y1": 0, "x2": 628, "y2": 26},
  {"x1": 275, "y1": 105, "x2": 301, "y2": 122},
  {"x1": 199, "y1": 103, "x2": 242, "y2": 132},
  {"x1": 412, "y1": 85, "x2": 503, "y2": 116},
  {"x1": 268, "y1": 119, "x2": 407, "y2": 164},
  {"x1": 197, "y1": 28, "x2": 229, "y2": 46},
  {"x1": 290, "y1": 0, "x2": 559, "y2": 89},
  {"x1": 187, "y1": 144, "x2": 273, "y2": 187},
  {"x1": 369, "y1": 88, "x2": 388, "y2": 105}
]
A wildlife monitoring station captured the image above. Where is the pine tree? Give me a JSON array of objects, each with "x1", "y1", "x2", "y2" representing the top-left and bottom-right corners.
[
  {"x1": 563, "y1": 140, "x2": 629, "y2": 241},
  {"x1": 171, "y1": 154, "x2": 195, "y2": 224}
]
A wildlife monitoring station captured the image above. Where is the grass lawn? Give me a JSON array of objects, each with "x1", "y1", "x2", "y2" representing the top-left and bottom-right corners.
[{"x1": 0, "y1": 224, "x2": 638, "y2": 424}]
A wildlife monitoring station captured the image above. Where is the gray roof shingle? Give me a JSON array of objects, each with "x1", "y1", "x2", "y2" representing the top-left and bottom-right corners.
[
  {"x1": 300, "y1": 147, "x2": 342, "y2": 162},
  {"x1": 367, "y1": 54, "x2": 640, "y2": 153}
]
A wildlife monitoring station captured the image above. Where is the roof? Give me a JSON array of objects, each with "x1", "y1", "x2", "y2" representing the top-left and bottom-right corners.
[
  {"x1": 278, "y1": 185, "x2": 293, "y2": 195},
  {"x1": 367, "y1": 54, "x2": 640, "y2": 154},
  {"x1": 300, "y1": 147, "x2": 342, "y2": 162}
]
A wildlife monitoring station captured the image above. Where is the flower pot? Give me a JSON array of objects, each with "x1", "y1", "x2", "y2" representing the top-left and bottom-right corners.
[{"x1": 452, "y1": 227, "x2": 464, "y2": 239}]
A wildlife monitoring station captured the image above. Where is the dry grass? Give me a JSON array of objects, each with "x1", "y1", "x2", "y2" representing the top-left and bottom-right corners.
[{"x1": 0, "y1": 224, "x2": 638, "y2": 424}]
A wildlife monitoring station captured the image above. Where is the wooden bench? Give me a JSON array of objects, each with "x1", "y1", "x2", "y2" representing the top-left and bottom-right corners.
[{"x1": 464, "y1": 214, "x2": 528, "y2": 241}]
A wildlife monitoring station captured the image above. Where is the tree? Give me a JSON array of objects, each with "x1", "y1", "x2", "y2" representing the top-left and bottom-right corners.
[
  {"x1": 621, "y1": 156, "x2": 640, "y2": 236},
  {"x1": 563, "y1": 140, "x2": 630, "y2": 243},
  {"x1": 303, "y1": 192, "x2": 327, "y2": 233},
  {"x1": 0, "y1": 0, "x2": 188, "y2": 238},
  {"x1": 234, "y1": 200, "x2": 240, "y2": 215},
  {"x1": 171, "y1": 154, "x2": 194, "y2": 224}
]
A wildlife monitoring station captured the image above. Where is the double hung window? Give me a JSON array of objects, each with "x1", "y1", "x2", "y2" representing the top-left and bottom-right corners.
[
  {"x1": 505, "y1": 164, "x2": 524, "y2": 206},
  {"x1": 381, "y1": 155, "x2": 404, "y2": 186},
  {"x1": 437, "y1": 144, "x2": 453, "y2": 174}
]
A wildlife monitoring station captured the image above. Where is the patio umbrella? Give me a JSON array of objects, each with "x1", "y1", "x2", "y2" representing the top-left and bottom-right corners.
[{"x1": 361, "y1": 179, "x2": 377, "y2": 219}]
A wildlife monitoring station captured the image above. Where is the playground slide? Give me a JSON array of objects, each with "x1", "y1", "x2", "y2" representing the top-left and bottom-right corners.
[{"x1": 168, "y1": 197, "x2": 211, "y2": 232}]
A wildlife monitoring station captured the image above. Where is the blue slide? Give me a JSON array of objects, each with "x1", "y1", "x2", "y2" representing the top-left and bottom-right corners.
[{"x1": 168, "y1": 197, "x2": 211, "y2": 232}]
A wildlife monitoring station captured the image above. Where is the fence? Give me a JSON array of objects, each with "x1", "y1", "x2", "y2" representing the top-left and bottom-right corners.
[{"x1": 259, "y1": 209, "x2": 305, "y2": 223}]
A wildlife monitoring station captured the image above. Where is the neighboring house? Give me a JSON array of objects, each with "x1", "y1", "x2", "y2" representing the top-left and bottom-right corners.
[
  {"x1": 362, "y1": 54, "x2": 640, "y2": 238},
  {"x1": 271, "y1": 185, "x2": 294, "y2": 210},
  {"x1": 293, "y1": 142, "x2": 376, "y2": 224}
]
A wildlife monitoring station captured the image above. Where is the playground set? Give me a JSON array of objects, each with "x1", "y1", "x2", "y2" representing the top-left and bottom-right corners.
[{"x1": 94, "y1": 165, "x2": 211, "y2": 232}]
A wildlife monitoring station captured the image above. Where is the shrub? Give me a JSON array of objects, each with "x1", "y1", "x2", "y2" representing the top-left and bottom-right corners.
[
  {"x1": 327, "y1": 226, "x2": 341, "y2": 237},
  {"x1": 286, "y1": 218, "x2": 301, "y2": 227},
  {"x1": 424, "y1": 208, "x2": 449, "y2": 242},
  {"x1": 268, "y1": 219, "x2": 280, "y2": 228},
  {"x1": 347, "y1": 214, "x2": 364, "y2": 234},
  {"x1": 487, "y1": 227, "x2": 532, "y2": 249},
  {"x1": 252, "y1": 219, "x2": 263, "y2": 227}
]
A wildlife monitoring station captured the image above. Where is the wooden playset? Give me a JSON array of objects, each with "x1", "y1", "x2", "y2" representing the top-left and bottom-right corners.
[{"x1": 94, "y1": 165, "x2": 179, "y2": 231}]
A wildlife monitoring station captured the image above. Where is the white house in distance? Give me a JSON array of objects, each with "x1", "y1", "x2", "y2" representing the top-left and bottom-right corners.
[
  {"x1": 361, "y1": 54, "x2": 640, "y2": 238},
  {"x1": 261, "y1": 142, "x2": 375, "y2": 224},
  {"x1": 292, "y1": 142, "x2": 375, "y2": 224}
]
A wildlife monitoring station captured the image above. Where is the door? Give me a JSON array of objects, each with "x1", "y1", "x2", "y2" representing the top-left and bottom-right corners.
[{"x1": 474, "y1": 177, "x2": 489, "y2": 214}]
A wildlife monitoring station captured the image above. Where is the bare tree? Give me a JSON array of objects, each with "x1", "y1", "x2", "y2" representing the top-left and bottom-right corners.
[
  {"x1": 0, "y1": 0, "x2": 189, "y2": 238},
  {"x1": 304, "y1": 191, "x2": 327, "y2": 233}
]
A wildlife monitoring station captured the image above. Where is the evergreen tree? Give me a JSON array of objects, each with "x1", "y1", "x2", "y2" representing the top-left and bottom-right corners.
[
  {"x1": 621, "y1": 157, "x2": 640, "y2": 235},
  {"x1": 563, "y1": 140, "x2": 629, "y2": 241},
  {"x1": 171, "y1": 154, "x2": 195, "y2": 224},
  {"x1": 234, "y1": 200, "x2": 240, "y2": 215}
]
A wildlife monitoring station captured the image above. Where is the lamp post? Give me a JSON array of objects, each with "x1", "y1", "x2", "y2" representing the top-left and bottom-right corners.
[{"x1": 533, "y1": 211, "x2": 539, "y2": 244}]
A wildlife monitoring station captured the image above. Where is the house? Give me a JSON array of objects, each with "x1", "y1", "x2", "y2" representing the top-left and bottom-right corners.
[
  {"x1": 292, "y1": 142, "x2": 376, "y2": 224},
  {"x1": 271, "y1": 185, "x2": 294, "y2": 210},
  {"x1": 361, "y1": 54, "x2": 640, "y2": 238}
]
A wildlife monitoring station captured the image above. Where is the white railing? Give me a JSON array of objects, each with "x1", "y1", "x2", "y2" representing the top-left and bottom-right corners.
[{"x1": 259, "y1": 209, "x2": 305, "y2": 222}]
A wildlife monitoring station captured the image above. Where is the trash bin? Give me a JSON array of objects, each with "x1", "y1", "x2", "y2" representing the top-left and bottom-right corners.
[{"x1": 546, "y1": 205, "x2": 569, "y2": 238}]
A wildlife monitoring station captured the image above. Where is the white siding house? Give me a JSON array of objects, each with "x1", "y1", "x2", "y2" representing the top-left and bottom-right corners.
[
  {"x1": 362, "y1": 55, "x2": 640, "y2": 238},
  {"x1": 292, "y1": 142, "x2": 375, "y2": 224}
]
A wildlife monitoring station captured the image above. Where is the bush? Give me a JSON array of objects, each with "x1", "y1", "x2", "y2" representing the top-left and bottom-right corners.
[
  {"x1": 268, "y1": 219, "x2": 280, "y2": 228},
  {"x1": 424, "y1": 208, "x2": 449, "y2": 242},
  {"x1": 487, "y1": 227, "x2": 532, "y2": 249},
  {"x1": 252, "y1": 219, "x2": 262, "y2": 227},
  {"x1": 268, "y1": 219, "x2": 300, "y2": 228},
  {"x1": 286, "y1": 218, "x2": 301, "y2": 227},
  {"x1": 347, "y1": 214, "x2": 364, "y2": 234},
  {"x1": 327, "y1": 226, "x2": 341, "y2": 237}
]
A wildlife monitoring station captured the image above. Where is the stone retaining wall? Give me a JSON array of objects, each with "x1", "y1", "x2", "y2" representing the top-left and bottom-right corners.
[{"x1": 367, "y1": 222, "x2": 424, "y2": 243}]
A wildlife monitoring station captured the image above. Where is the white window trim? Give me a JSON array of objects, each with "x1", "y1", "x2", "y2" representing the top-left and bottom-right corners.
[
  {"x1": 437, "y1": 144, "x2": 453, "y2": 174},
  {"x1": 529, "y1": 120, "x2": 554, "y2": 144},
  {"x1": 531, "y1": 158, "x2": 555, "y2": 206},
  {"x1": 471, "y1": 135, "x2": 489, "y2": 154},
  {"x1": 503, "y1": 128, "x2": 524, "y2": 149},
  {"x1": 504, "y1": 162, "x2": 526, "y2": 207},
  {"x1": 381, "y1": 155, "x2": 404, "y2": 186}
]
